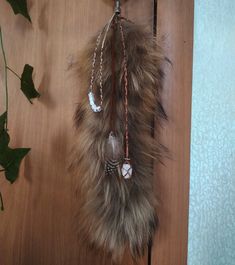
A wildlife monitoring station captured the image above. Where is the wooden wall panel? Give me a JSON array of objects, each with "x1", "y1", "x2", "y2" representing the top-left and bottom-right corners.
[
  {"x1": 0, "y1": 0, "x2": 194, "y2": 265},
  {"x1": 0, "y1": 1, "x2": 153, "y2": 265},
  {"x1": 153, "y1": 0, "x2": 194, "y2": 265}
]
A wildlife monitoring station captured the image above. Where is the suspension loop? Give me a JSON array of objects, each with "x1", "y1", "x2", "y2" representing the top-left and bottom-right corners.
[{"x1": 114, "y1": 0, "x2": 121, "y2": 14}]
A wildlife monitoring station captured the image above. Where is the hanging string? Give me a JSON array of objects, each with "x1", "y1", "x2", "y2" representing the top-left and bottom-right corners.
[
  {"x1": 99, "y1": 12, "x2": 117, "y2": 107},
  {"x1": 89, "y1": 30, "x2": 103, "y2": 94},
  {"x1": 119, "y1": 19, "x2": 129, "y2": 161},
  {"x1": 110, "y1": 18, "x2": 117, "y2": 132},
  {"x1": 89, "y1": 13, "x2": 117, "y2": 112}
]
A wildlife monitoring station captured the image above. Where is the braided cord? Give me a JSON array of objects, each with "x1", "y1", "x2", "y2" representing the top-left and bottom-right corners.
[
  {"x1": 89, "y1": 13, "x2": 116, "y2": 109},
  {"x1": 119, "y1": 19, "x2": 129, "y2": 160},
  {"x1": 89, "y1": 30, "x2": 103, "y2": 92}
]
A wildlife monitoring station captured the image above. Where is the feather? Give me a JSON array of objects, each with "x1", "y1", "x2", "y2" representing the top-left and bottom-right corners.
[
  {"x1": 105, "y1": 131, "x2": 122, "y2": 176},
  {"x1": 70, "y1": 18, "x2": 167, "y2": 262}
]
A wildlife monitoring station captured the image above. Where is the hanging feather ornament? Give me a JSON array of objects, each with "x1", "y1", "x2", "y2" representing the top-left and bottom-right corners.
[
  {"x1": 70, "y1": 0, "x2": 167, "y2": 262},
  {"x1": 105, "y1": 131, "x2": 122, "y2": 176}
]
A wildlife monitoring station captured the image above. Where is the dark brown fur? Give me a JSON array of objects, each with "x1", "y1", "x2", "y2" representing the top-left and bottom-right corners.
[{"x1": 70, "y1": 20, "x2": 166, "y2": 262}]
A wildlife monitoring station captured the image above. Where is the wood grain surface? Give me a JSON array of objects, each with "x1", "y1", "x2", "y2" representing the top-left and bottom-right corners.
[
  {"x1": 152, "y1": 0, "x2": 194, "y2": 265},
  {"x1": 0, "y1": 1, "x2": 152, "y2": 265},
  {"x1": 0, "y1": 0, "x2": 193, "y2": 264}
]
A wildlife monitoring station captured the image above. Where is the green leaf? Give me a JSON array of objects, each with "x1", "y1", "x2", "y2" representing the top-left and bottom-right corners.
[
  {"x1": 0, "y1": 130, "x2": 10, "y2": 153},
  {"x1": 20, "y1": 64, "x2": 40, "y2": 103},
  {"x1": 0, "y1": 129, "x2": 9, "y2": 177},
  {"x1": 0, "y1": 112, "x2": 7, "y2": 132},
  {"x1": 2, "y1": 148, "x2": 30, "y2": 183},
  {"x1": 6, "y1": 0, "x2": 31, "y2": 22},
  {"x1": 0, "y1": 128, "x2": 30, "y2": 184}
]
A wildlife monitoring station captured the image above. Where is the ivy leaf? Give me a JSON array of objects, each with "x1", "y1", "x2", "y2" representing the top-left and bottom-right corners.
[
  {"x1": 6, "y1": 0, "x2": 31, "y2": 22},
  {"x1": 0, "y1": 146, "x2": 30, "y2": 184},
  {"x1": 20, "y1": 64, "x2": 40, "y2": 103},
  {"x1": 0, "y1": 116, "x2": 8, "y2": 177},
  {"x1": 0, "y1": 126, "x2": 30, "y2": 184},
  {"x1": 4, "y1": 148, "x2": 30, "y2": 183},
  {"x1": 0, "y1": 112, "x2": 7, "y2": 132},
  {"x1": 0, "y1": 130, "x2": 10, "y2": 153}
]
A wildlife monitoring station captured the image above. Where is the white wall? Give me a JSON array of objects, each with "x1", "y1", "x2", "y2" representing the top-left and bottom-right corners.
[{"x1": 188, "y1": 1, "x2": 235, "y2": 265}]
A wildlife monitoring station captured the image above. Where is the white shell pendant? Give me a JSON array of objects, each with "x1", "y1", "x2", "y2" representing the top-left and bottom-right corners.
[
  {"x1": 121, "y1": 160, "x2": 133, "y2": 179},
  {"x1": 88, "y1": 91, "x2": 102, "y2": 113}
]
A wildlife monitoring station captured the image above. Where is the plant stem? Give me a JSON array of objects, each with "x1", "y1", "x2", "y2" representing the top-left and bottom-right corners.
[
  {"x1": 7, "y1": 66, "x2": 21, "y2": 80},
  {"x1": 0, "y1": 191, "x2": 4, "y2": 211},
  {"x1": 0, "y1": 27, "x2": 8, "y2": 130}
]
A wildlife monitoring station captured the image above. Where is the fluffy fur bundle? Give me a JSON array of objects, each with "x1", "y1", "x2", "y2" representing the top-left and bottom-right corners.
[{"x1": 70, "y1": 20, "x2": 166, "y2": 262}]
